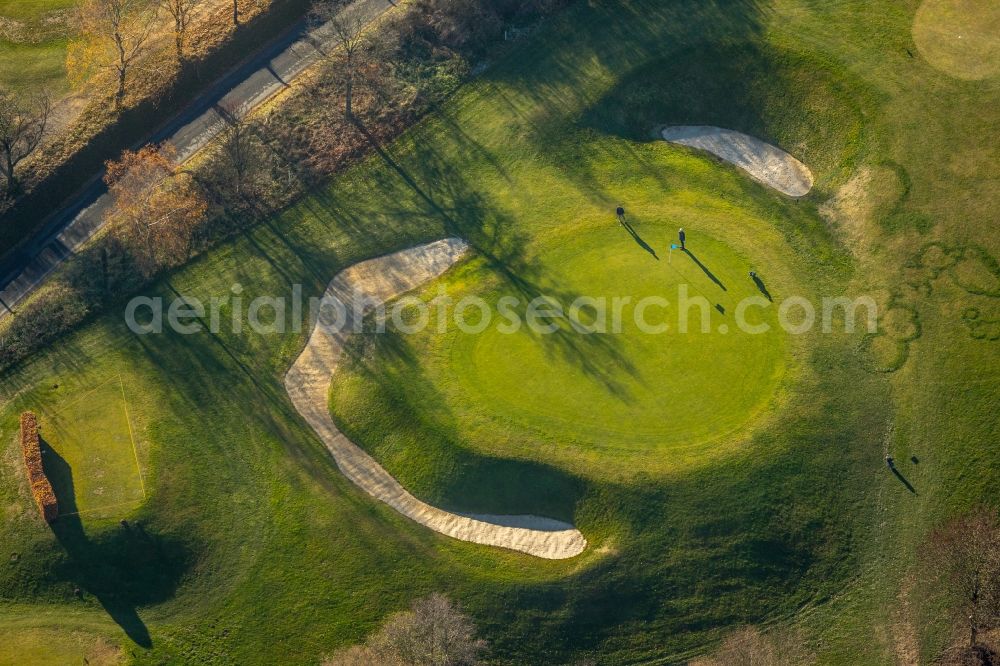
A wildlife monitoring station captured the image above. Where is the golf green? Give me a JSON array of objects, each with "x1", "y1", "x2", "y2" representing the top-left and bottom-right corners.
[{"x1": 333, "y1": 212, "x2": 805, "y2": 480}]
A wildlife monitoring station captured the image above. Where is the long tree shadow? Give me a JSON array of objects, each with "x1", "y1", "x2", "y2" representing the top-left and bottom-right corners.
[
  {"x1": 40, "y1": 436, "x2": 190, "y2": 649},
  {"x1": 350, "y1": 117, "x2": 643, "y2": 398}
]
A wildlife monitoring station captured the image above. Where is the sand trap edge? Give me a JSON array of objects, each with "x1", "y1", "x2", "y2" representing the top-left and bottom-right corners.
[{"x1": 284, "y1": 238, "x2": 587, "y2": 559}]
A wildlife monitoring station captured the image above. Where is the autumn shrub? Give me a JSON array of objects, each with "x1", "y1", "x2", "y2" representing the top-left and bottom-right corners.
[{"x1": 19, "y1": 411, "x2": 58, "y2": 523}]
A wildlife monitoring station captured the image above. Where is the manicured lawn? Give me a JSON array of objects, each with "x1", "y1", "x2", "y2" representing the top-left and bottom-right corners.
[
  {"x1": 331, "y1": 201, "x2": 800, "y2": 483},
  {"x1": 0, "y1": 0, "x2": 74, "y2": 92},
  {"x1": 0, "y1": 0, "x2": 997, "y2": 664},
  {"x1": 35, "y1": 375, "x2": 145, "y2": 522},
  {"x1": 0, "y1": 0, "x2": 76, "y2": 21},
  {"x1": 0, "y1": 623, "x2": 121, "y2": 665},
  {"x1": 0, "y1": 40, "x2": 68, "y2": 93}
]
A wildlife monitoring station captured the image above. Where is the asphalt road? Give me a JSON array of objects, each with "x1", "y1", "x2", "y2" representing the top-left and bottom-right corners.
[{"x1": 0, "y1": 0, "x2": 396, "y2": 320}]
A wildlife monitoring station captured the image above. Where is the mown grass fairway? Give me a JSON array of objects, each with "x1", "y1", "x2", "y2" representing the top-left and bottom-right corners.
[
  {"x1": 0, "y1": 0, "x2": 998, "y2": 663},
  {"x1": 0, "y1": 623, "x2": 121, "y2": 665},
  {"x1": 0, "y1": 0, "x2": 74, "y2": 92}
]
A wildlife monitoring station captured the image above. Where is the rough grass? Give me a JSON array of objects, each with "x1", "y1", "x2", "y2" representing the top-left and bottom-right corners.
[{"x1": 0, "y1": 0, "x2": 996, "y2": 664}]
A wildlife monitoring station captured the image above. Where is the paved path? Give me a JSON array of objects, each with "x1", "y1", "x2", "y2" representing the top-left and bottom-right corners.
[
  {"x1": 284, "y1": 239, "x2": 588, "y2": 559},
  {"x1": 0, "y1": 0, "x2": 397, "y2": 320},
  {"x1": 661, "y1": 125, "x2": 814, "y2": 197}
]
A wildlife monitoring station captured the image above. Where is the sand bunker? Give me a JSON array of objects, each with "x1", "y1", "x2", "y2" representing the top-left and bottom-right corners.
[
  {"x1": 285, "y1": 239, "x2": 587, "y2": 559},
  {"x1": 661, "y1": 126, "x2": 813, "y2": 197}
]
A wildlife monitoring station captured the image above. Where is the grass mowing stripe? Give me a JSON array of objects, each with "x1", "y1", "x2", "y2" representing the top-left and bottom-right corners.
[{"x1": 118, "y1": 373, "x2": 146, "y2": 500}]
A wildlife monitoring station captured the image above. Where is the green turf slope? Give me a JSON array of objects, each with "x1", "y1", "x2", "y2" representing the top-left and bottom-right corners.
[
  {"x1": 0, "y1": 0, "x2": 998, "y2": 664},
  {"x1": 0, "y1": 0, "x2": 74, "y2": 92}
]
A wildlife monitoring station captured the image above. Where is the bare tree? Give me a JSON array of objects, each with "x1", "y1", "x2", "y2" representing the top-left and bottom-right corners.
[
  {"x1": 69, "y1": 0, "x2": 157, "y2": 109},
  {"x1": 324, "y1": 594, "x2": 485, "y2": 666},
  {"x1": 215, "y1": 100, "x2": 261, "y2": 204},
  {"x1": 104, "y1": 144, "x2": 208, "y2": 277},
  {"x1": 925, "y1": 508, "x2": 1000, "y2": 651},
  {"x1": 372, "y1": 594, "x2": 485, "y2": 666},
  {"x1": 160, "y1": 0, "x2": 200, "y2": 62},
  {"x1": 0, "y1": 88, "x2": 50, "y2": 195},
  {"x1": 311, "y1": 2, "x2": 371, "y2": 119}
]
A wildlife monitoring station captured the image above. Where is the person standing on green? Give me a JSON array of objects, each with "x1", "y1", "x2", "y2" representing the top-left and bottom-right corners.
[{"x1": 679, "y1": 228, "x2": 686, "y2": 250}]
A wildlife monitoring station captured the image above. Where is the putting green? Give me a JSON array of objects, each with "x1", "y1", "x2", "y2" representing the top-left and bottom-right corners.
[
  {"x1": 449, "y1": 226, "x2": 784, "y2": 448},
  {"x1": 334, "y1": 209, "x2": 805, "y2": 480},
  {"x1": 912, "y1": 0, "x2": 1000, "y2": 80}
]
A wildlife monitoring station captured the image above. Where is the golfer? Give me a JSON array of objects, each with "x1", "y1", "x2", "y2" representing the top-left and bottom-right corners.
[
  {"x1": 679, "y1": 228, "x2": 686, "y2": 249},
  {"x1": 616, "y1": 205, "x2": 625, "y2": 220}
]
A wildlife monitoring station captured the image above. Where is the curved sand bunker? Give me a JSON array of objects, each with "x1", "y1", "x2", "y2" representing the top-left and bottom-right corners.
[
  {"x1": 285, "y1": 239, "x2": 587, "y2": 559},
  {"x1": 661, "y1": 126, "x2": 813, "y2": 197}
]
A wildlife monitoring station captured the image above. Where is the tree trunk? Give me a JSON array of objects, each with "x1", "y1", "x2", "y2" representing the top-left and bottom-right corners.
[
  {"x1": 3, "y1": 153, "x2": 15, "y2": 194},
  {"x1": 345, "y1": 73, "x2": 353, "y2": 119},
  {"x1": 116, "y1": 67, "x2": 127, "y2": 110},
  {"x1": 345, "y1": 51, "x2": 354, "y2": 119},
  {"x1": 114, "y1": 28, "x2": 128, "y2": 110}
]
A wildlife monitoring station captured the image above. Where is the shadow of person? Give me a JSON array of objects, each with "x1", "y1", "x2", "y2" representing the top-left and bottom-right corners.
[
  {"x1": 618, "y1": 218, "x2": 659, "y2": 260},
  {"x1": 682, "y1": 249, "x2": 726, "y2": 290},
  {"x1": 40, "y1": 437, "x2": 189, "y2": 649},
  {"x1": 751, "y1": 273, "x2": 772, "y2": 301},
  {"x1": 889, "y1": 465, "x2": 917, "y2": 494}
]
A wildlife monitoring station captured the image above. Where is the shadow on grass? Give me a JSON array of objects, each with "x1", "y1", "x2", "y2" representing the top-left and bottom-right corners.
[
  {"x1": 577, "y1": 37, "x2": 869, "y2": 200},
  {"x1": 752, "y1": 272, "x2": 772, "y2": 301},
  {"x1": 336, "y1": 318, "x2": 586, "y2": 522},
  {"x1": 890, "y1": 465, "x2": 917, "y2": 494},
  {"x1": 40, "y1": 437, "x2": 190, "y2": 649},
  {"x1": 619, "y1": 216, "x2": 659, "y2": 260},
  {"x1": 683, "y1": 248, "x2": 726, "y2": 291},
  {"x1": 483, "y1": 347, "x2": 893, "y2": 663},
  {"x1": 348, "y1": 117, "x2": 644, "y2": 400}
]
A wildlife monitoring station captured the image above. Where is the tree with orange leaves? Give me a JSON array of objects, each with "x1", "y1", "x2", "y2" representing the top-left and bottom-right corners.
[{"x1": 104, "y1": 144, "x2": 208, "y2": 277}]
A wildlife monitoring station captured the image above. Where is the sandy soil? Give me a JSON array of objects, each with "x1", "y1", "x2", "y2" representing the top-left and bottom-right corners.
[
  {"x1": 661, "y1": 125, "x2": 814, "y2": 197},
  {"x1": 284, "y1": 238, "x2": 588, "y2": 560}
]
